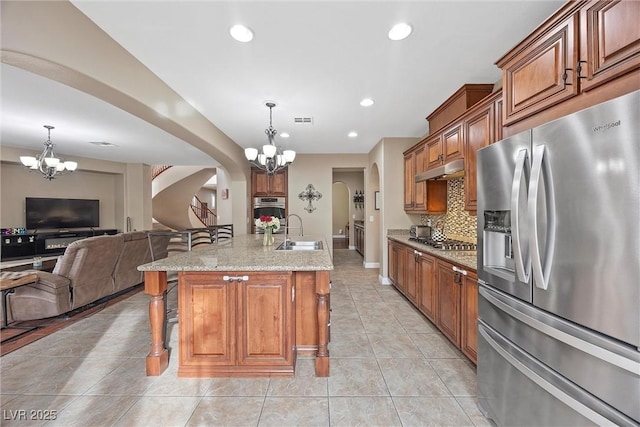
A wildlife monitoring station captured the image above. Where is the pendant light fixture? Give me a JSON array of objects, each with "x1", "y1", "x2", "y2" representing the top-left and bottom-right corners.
[
  {"x1": 244, "y1": 102, "x2": 295, "y2": 175},
  {"x1": 20, "y1": 125, "x2": 78, "y2": 180}
]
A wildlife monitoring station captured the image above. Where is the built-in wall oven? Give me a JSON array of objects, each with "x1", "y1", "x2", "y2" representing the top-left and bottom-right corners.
[{"x1": 253, "y1": 197, "x2": 286, "y2": 233}]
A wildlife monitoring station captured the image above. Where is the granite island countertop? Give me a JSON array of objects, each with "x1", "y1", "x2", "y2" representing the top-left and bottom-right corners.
[
  {"x1": 387, "y1": 234, "x2": 477, "y2": 271},
  {"x1": 138, "y1": 234, "x2": 334, "y2": 272}
]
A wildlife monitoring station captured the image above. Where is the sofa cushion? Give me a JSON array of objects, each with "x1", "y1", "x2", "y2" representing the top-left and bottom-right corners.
[
  {"x1": 54, "y1": 234, "x2": 124, "y2": 308},
  {"x1": 9, "y1": 272, "x2": 72, "y2": 322},
  {"x1": 113, "y1": 231, "x2": 150, "y2": 292}
]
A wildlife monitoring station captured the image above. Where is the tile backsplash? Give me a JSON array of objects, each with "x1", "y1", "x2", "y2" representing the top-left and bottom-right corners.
[{"x1": 419, "y1": 178, "x2": 477, "y2": 242}]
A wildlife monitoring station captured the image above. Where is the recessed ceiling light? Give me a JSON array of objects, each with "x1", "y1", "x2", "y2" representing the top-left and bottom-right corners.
[
  {"x1": 348, "y1": 132, "x2": 358, "y2": 138},
  {"x1": 230, "y1": 24, "x2": 254, "y2": 42},
  {"x1": 89, "y1": 141, "x2": 117, "y2": 147},
  {"x1": 388, "y1": 23, "x2": 412, "y2": 41},
  {"x1": 360, "y1": 98, "x2": 374, "y2": 107},
  {"x1": 280, "y1": 132, "x2": 290, "y2": 138}
]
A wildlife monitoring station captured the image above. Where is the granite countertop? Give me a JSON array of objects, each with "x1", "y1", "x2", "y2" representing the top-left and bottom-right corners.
[
  {"x1": 387, "y1": 234, "x2": 477, "y2": 272},
  {"x1": 138, "y1": 234, "x2": 334, "y2": 272}
]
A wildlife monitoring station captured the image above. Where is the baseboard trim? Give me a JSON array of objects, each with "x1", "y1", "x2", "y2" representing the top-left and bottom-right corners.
[
  {"x1": 332, "y1": 235, "x2": 347, "y2": 239},
  {"x1": 348, "y1": 246, "x2": 356, "y2": 250},
  {"x1": 363, "y1": 262, "x2": 379, "y2": 269},
  {"x1": 379, "y1": 275, "x2": 392, "y2": 285}
]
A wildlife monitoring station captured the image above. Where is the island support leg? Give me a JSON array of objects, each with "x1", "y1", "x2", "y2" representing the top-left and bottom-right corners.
[
  {"x1": 315, "y1": 270, "x2": 330, "y2": 377},
  {"x1": 145, "y1": 271, "x2": 169, "y2": 376}
]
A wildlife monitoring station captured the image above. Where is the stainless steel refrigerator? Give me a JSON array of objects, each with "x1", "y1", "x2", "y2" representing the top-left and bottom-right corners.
[{"x1": 476, "y1": 90, "x2": 640, "y2": 426}]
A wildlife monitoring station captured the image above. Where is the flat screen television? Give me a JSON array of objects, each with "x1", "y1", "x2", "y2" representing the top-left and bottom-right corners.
[{"x1": 26, "y1": 197, "x2": 100, "y2": 230}]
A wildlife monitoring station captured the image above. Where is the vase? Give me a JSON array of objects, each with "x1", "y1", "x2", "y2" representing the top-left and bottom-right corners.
[{"x1": 263, "y1": 227, "x2": 274, "y2": 246}]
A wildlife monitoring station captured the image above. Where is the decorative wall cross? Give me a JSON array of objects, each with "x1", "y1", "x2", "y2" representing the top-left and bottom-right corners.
[{"x1": 298, "y1": 184, "x2": 322, "y2": 213}]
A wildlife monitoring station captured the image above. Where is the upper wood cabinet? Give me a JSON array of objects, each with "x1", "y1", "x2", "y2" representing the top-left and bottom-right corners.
[
  {"x1": 498, "y1": 0, "x2": 640, "y2": 126},
  {"x1": 404, "y1": 143, "x2": 447, "y2": 214},
  {"x1": 499, "y1": 10, "x2": 580, "y2": 125},
  {"x1": 251, "y1": 168, "x2": 287, "y2": 197},
  {"x1": 425, "y1": 124, "x2": 463, "y2": 170},
  {"x1": 579, "y1": 0, "x2": 640, "y2": 91},
  {"x1": 464, "y1": 101, "x2": 494, "y2": 212}
]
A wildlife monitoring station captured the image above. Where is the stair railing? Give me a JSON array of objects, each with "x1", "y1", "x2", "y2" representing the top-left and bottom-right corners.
[{"x1": 191, "y1": 195, "x2": 217, "y2": 227}]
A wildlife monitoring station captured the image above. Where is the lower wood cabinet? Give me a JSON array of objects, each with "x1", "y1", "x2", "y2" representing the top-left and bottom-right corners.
[
  {"x1": 178, "y1": 271, "x2": 295, "y2": 377},
  {"x1": 461, "y1": 270, "x2": 479, "y2": 364},
  {"x1": 416, "y1": 252, "x2": 437, "y2": 323},
  {"x1": 388, "y1": 239, "x2": 478, "y2": 364},
  {"x1": 436, "y1": 260, "x2": 461, "y2": 347}
]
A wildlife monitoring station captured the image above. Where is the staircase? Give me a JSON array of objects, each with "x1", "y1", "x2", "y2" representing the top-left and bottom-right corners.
[{"x1": 152, "y1": 165, "x2": 217, "y2": 230}]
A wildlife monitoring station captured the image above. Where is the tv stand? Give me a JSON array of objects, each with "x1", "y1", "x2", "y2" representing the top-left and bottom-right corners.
[{"x1": 1, "y1": 229, "x2": 118, "y2": 261}]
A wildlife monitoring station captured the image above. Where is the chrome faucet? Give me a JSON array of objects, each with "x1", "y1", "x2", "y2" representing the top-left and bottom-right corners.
[{"x1": 284, "y1": 213, "x2": 303, "y2": 242}]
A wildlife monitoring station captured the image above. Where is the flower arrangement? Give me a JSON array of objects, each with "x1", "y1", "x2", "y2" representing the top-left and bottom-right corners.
[{"x1": 255, "y1": 215, "x2": 280, "y2": 232}]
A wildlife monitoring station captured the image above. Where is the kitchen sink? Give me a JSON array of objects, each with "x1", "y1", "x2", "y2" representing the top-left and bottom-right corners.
[{"x1": 275, "y1": 240, "x2": 324, "y2": 251}]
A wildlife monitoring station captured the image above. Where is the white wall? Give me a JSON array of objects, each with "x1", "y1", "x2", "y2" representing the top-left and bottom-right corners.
[
  {"x1": 287, "y1": 154, "x2": 368, "y2": 244},
  {"x1": 368, "y1": 137, "x2": 419, "y2": 280}
]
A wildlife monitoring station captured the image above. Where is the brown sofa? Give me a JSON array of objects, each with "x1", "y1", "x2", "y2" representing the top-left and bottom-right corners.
[{"x1": 6, "y1": 231, "x2": 152, "y2": 323}]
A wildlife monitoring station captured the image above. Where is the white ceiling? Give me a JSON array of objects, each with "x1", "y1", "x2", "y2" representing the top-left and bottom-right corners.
[{"x1": 1, "y1": 1, "x2": 565, "y2": 166}]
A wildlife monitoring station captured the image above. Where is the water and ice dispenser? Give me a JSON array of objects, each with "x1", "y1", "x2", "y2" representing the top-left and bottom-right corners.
[{"x1": 482, "y1": 210, "x2": 518, "y2": 280}]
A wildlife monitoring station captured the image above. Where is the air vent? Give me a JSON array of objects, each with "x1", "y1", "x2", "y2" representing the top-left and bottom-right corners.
[{"x1": 294, "y1": 117, "x2": 313, "y2": 124}]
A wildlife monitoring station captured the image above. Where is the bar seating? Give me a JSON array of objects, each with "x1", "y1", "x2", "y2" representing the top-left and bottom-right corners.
[{"x1": 208, "y1": 224, "x2": 234, "y2": 241}]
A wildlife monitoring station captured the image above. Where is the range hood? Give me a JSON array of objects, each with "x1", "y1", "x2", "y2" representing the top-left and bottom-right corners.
[{"x1": 415, "y1": 159, "x2": 464, "y2": 182}]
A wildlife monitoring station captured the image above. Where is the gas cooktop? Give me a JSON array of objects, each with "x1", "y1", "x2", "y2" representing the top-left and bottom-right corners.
[{"x1": 409, "y1": 237, "x2": 477, "y2": 251}]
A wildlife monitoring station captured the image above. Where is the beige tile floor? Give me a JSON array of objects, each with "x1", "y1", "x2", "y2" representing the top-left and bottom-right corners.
[{"x1": 0, "y1": 249, "x2": 491, "y2": 426}]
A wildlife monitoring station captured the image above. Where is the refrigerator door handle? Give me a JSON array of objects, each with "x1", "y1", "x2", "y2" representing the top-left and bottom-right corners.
[
  {"x1": 529, "y1": 144, "x2": 556, "y2": 290},
  {"x1": 511, "y1": 149, "x2": 530, "y2": 283}
]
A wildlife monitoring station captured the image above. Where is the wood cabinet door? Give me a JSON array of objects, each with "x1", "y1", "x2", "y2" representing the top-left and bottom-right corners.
[
  {"x1": 269, "y1": 170, "x2": 287, "y2": 196},
  {"x1": 405, "y1": 248, "x2": 418, "y2": 303},
  {"x1": 579, "y1": 0, "x2": 640, "y2": 92},
  {"x1": 502, "y1": 12, "x2": 579, "y2": 125},
  {"x1": 252, "y1": 169, "x2": 271, "y2": 196},
  {"x1": 252, "y1": 169, "x2": 288, "y2": 196},
  {"x1": 413, "y1": 145, "x2": 427, "y2": 211},
  {"x1": 179, "y1": 272, "x2": 236, "y2": 367},
  {"x1": 237, "y1": 272, "x2": 294, "y2": 367},
  {"x1": 388, "y1": 241, "x2": 398, "y2": 285},
  {"x1": 426, "y1": 134, "x2": 443, "y2": 170},
  {"x1": 403, "y1": 152, "x2": 415, "y2": 210},
  {"x1": 416, "y1": 252, "x2": 437, "y2": 322},
  {"x1": 436, "y1": 261, "x2": 461, "y2": 347},
  {"x1": 442, "y1": 123, "x2": 463, "y2": 162},
  {"x1": 461, "y1": 270, "x2": 478, "y2": 365},
  {"x1": 393, "y1": 244, "x2": 407, "y2": 295},
  {"x1": 464, "y1": 103, "x2": 493, "y2": 212}
]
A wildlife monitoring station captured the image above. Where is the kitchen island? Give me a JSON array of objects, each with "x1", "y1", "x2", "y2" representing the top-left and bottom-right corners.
[{"x1": 138, "y1": 234, "x2": 333, "y2": 378}]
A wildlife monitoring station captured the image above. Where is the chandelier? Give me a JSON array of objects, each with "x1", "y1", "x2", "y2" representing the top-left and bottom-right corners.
[
  {"x1": 244, "y1": 102, "x2": 295, "y2": 175},
  {"x1": 19, "y1": 125, "x2": 78, "y2": 181}
]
